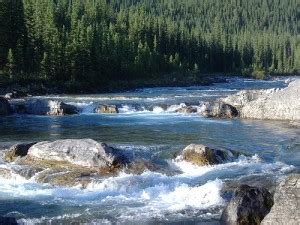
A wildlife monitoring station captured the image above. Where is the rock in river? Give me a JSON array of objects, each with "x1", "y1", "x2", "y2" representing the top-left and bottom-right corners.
[
  {"x1": 95, "y1": 104, "x2": 119, "y2": 113},
  {"x1": 47, "y1": 100, "x2": 78, "y2": 116},
  {"x1": 26, "y1": 139, "x2": 127, "y2": 170},
  {"x1": 175, "y1": 105, "x2": 198, "y2": 113},
  {"x1": 14, "y1": 99, "x2": 78, "y2": 115},
  {"x1": 179, "y1": 144, "x2": 237, "y2": 166},
  {"x1": 202, "y1": 79, "x2": 300, "y2": 120},
  {"x1": 221, "y1": 185, "x2": 273, "y2": 225},
  {"x1": 0, "y1": 96, "x2": 12, "y2": 116},
  {"x1": 201, "y1": 101, "x2": 239, "y2": 118},
  {"x1": 261, "y1": 174, "x2": 300, "y2": 225}
]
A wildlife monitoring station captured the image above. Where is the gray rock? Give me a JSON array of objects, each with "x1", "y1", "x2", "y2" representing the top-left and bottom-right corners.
[
  {"x1": 4, "y1": 142, "x2": 36, "y2": 162},
  {"x1": 47, "y1": 100, "x2": 78, "y2": 116},
  {"x1": 221, "y1": 185, "x2": 273, "y2": 225},
  {"x1": 261, "y1": 174, "x2": 300, "y2": 225},
  {"x1": 95, "y1": 105, "x2": 119, "y2": 114},
  {"x1": 180, "y1": 144, "x2": 236, "y2": 166},
  {"x1": 201, "y1": 101, "x2": 238, "y2": 118},
  {"x1": 227, "y1": 80, "x2": 300, "y2": 120},
  {"x1": 0, "y1": 97, "x2": 12, "y2": 116},
  {"x1": 27, "y1": 139, "x2": 126, "y2": 169},
  {"x1": 15, "y1": 99, "x2": 78, "y2": 115}
]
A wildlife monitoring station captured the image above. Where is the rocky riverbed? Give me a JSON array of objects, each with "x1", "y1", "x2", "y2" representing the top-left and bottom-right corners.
[{"x1": 0, "y1": 77, "x2": 299, "y2": 224}]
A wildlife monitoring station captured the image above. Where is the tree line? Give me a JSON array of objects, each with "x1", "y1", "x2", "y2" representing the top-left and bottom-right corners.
[{"x1": 0, "y1": 0, "x2": 299, "y2": 87}]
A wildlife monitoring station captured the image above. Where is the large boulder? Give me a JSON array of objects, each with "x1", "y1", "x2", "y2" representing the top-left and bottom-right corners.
[
  {"x1": 179, "y1": 144, "x2": 236, "y2": 166},
  {"x1": 26, "y1": 139, "x2": 127, "y2": 170},
  {"x1": 95, "y1": 105, "x2": 119, "y2": 114},
  {"x1": 4, "y1": 142, "x2": 36, "y2": 162},
  {"x1": 201, "y1": 101, "x2": 239, "y2": 118},
  {"x1": 221, "y1": 185, "x2": 274, "y2": 225},
  {"x1": 47, "y1": 100, "x2": 78, "y2": 116},
  {"x1": 0, "y1": 97, "x2": 12, "y2": 115},
  {"x1": 261, "y1": 174, "x2": 300, "y2": 225},
  {"x1": 208, "y1": 80, "x2": 300, "y2": 121}
]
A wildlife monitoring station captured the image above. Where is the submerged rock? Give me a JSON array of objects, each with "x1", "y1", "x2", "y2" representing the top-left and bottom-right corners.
[
  {"x1": 201, "y1": 101, "x2": 239, "y2": 118},
  {"x1": 0, "y1": 97, "x2": 12, "y2": 116},
  {"x1": 4, "y1": 142, "x2": 36, "y2": 162},
  {"x1": 95, "y1": 105, "x2": 119, "y2": 114},
  {"x1": 221, "y1": 185, "x2": 273, "y2": 225},
  {"x1": 261, "y1": 174, "x2": 300, "y2": 225},
  {"x1": 26, "y1": 139, "x2": 127, "y2": 170},
  {"x1": 180, "y1": 144, "x2": 236, "y2": 166}
]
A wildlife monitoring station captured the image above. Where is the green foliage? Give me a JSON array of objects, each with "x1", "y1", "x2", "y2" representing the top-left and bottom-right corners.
[
  {"x1": 251, "y1": 69, "x2": 266, "y2": 80},
  {"x1": 0, "y1": 0, "x2": 298, "y2": 86}
]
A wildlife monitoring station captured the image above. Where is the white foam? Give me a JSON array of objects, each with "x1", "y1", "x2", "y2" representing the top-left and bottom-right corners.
[{"x1": 152, "y1": 106, "x2": 165, "y2": 113}]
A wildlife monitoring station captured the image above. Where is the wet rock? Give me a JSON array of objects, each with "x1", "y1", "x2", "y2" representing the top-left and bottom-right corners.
[
  {"x1": 0, "y1": 216, "x2": 18, "y2": 225},
  {"x1": 221, "y1": 185, "x2": 273, "y2": 225},
  {"x1": 261, "y1": 174, "x2": 300, "y2": 225},
  {"x1": 0, "y1": 168, "x2": 13, "y2": 179},
  {"x1": 47, "y1": 100, "x2": 78, "y2": 116},
  {"x1": 4, "y1": 142, "x2": 36, "y2": 162},
  {"x1": 0, "y1": 97, "x2": 12, "y2": 116},
  {"x1": 126, "y1": 159, "x2": 178, "y2": 175},
  {"x1": 175, "y1": 106, "x2": 198, "y2": 113},
  {"x1": 34, "y1": 169, "x2": 92, "y2": 187},
  {"x1": 180, "y1": 144, "x2": 236, "y2": 166},
  {"x1": 201, "y1": 101, "x2": 238, "y2": 118},
  {"x1": 13, "y1": 99, "x2": 78, "y2": 115},
  {"x1": 26, "y1": 139, "x2": 127, "y2": 171},
  {"x1": 12, "y1": 166, "x2": 43, "y2": 179},
  {"x1": 95, "y1": 105, "x2": 119, "y2": 114}
]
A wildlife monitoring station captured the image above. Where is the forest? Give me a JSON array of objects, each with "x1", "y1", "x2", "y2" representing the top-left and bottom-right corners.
[{"x1": 0, "y1": 0, "x2": 299, "y2": 90}]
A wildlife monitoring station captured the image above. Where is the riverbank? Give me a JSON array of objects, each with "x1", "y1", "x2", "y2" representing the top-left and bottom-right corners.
[{"x1": 0, "y1": 72, "x2": 231, "y2": 96}]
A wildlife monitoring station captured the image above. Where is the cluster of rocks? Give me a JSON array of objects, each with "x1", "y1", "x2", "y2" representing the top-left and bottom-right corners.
[
  {"x1": 201, "y1": 79, "x2": 300, "y2": 121},
  {"x1": 1, "y1": 140, "x2": 299, "y2": 224}
]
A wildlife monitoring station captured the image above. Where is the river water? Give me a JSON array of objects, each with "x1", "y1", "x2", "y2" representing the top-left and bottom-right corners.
[{"x1": 0, "y1": 77, "x2": 299, "y2": 224}]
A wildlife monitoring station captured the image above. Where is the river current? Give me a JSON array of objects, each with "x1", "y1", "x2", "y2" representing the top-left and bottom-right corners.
[{"x1": 0, "y1": 77, "x2": 299, "y2": 224}]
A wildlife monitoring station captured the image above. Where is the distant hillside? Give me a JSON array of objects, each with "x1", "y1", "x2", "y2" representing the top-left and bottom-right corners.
[{"x1": 0, "y1": 0, "x2": 299, "y2": 88}]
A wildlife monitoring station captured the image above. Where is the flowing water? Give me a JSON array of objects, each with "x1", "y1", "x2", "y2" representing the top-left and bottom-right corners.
[{"x1": 0, "y1": 77, "x2": 299, "y2": 224}]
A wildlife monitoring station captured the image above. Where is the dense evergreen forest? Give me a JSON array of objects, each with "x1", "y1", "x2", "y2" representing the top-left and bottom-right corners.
[{"x1": 0, "y1": 0, "x2": 299, "y2": 89}]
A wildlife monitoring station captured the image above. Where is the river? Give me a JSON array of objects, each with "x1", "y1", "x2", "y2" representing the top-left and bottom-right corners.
[{"x1": 0, "y1": 77, "x2": 299, "y2": 224}]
